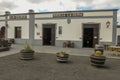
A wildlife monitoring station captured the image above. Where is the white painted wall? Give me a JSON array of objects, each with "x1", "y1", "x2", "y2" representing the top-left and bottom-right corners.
[
  {"x1": 8, "y1": 20, "x2": 29, "y2": 39},
  {"x1": 35, "y1": 14, "x2": 53, "y2": 18},
  {"x1": 0, "y1": 22, "x2": 5, "y2": 28},
  {"x1": 34, "y1": 10, "x2": 114, "y2": 42},
  {"x1": 84, "y1": 11, "x2": 113, "y2": 16},
  {"x1": 34, "y1": 17, "x2": 113, "y2": 42},
  {"x1": 117, "y1": 28, "x2": 120, "y2": 35},
  {"x1": 0, "y1": 16, "x2": 5, "y2": 20},
  {"x1": 34, "y1": 23, "x2": 42, "y2": 39},
  {"x1": 35, "y1": 11, "x2": 113, "y2": 19}
]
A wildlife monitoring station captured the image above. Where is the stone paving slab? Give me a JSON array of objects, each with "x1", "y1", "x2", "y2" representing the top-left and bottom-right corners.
[
  {"x1": 0, "y1": 44, "x2": 120, "y2": 59},
  {"x1": 0, "y1": 44, "x2": 120, "y2": 80},
  {"x1": 0, "y1": 53, "x2": 120, "y2": 80}
]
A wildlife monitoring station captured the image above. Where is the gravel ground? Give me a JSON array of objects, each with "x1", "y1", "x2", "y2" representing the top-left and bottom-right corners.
[{"x1": 0, "y1": 53, "x2": 120, "y2": 80}]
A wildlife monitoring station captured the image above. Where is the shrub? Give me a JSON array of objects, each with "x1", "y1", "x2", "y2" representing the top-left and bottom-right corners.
[{"x1": 94, "y1": 51, "x2": 103, "y2": 56}]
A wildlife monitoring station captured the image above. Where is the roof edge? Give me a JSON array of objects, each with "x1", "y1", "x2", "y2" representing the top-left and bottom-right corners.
[{"x1": 1, "y1": 9, "x2": 118, "y2": 15}]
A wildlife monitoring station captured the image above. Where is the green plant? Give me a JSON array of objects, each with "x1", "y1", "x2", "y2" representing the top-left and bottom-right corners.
[
  {"x1": 94, "y1": 51, "x2": 103, "y2": 56},
  {"x1": 21, "y1": 41, "x2": 33, "y2": 52},
  {"x1": 57, "y1": 51, "x2": 69, "y2": 57},
  {"x1": 20, "y1": 41, "x2": 34, "y2": 60}
]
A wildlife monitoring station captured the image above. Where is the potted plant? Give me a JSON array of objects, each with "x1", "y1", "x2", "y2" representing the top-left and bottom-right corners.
[
  {"x1": 90, "y1": 51, "x2": 106, "y2": 67},
  {"x1": 56, "y1": 51, "x2": 69, "y2": 62},
  {"x1": 0, "y1": 39, "x2": 10, "y2": 52},
  {"x1": 20, "y1": 41, "x2": 34, "y2": 60}
]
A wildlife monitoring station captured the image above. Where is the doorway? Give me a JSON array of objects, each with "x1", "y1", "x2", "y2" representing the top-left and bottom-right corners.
[
  {"x1": 0, "y1": 26, "x2": 5, "y2": 38},
  {"x1": 117, "y1": 35, "x2": 120, "y2": 46},
  {"x1": 83, "y1": 28, "x2": 93, "y2": 47},
  {"x1": 42, "y1": 24, "x2": 55, "y2": 46},
  {"x1": 83, "y1": 24, "x2": 99, "y2": 48}
]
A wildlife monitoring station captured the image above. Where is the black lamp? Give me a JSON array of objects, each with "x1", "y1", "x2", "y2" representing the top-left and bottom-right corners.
[
  {"x1": 35, "y1": 23, "x2": 38, "y2": 28},
  {"x1": 106, "y1": 21, "x2": 110, "y2": 28}
]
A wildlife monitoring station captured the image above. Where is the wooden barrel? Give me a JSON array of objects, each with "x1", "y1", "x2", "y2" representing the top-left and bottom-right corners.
[
  {"x1": 90, "y1": 55, "x2": 106, "y2": 66},
  {"x1": 95, "y1": 45, "x2": 104, "y2": 54},
  {"x1": 56, "y1": 53, "x2": 69, "y2": 62}
]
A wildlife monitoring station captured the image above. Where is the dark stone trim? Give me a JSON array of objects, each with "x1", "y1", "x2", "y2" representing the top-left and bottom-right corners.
[
  {"x1": 14, "y1": 39, "x2": 42, "y2": 46},
  {"x1": 13, "y1": 38, "x2": 115, "y2": 48},
  {"x1": 3, "y1": 15, "x2": 113, "y2": 21},
  {"x1": 99, "y1": 42, "x2": 113, "y2": 46},
  {"x1": 0, "y1": 20, "x2": 5, "y2": 21},
  {"x1": 29, "y1": 12, "x2": 35, "y2": 45},
  {"x1": 55, "y1": 40, "x2": 82, "y2": 48},
  {"x1": 0, "y1": 15, "x2": 5, "y2": 17},
  {"x1": 5, "y1": 15, "x2": 8, "y2": 39},
  {"x1": 14, "y1": 39, "x2": 29, "y2": 44},
  {"x1": 7, "y1": 19, "x2": 29, "y2": 21},
  {"x1": 112, "y1": 10, "x2": 117, "y2": 45}
]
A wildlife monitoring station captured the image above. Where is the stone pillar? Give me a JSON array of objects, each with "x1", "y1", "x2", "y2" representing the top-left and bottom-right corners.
[
  {"x1": 5, "y1": 11, "x2": 10, "y2": 40},
  {"x1": 112, "y1": 10, "x2": 118, "y2": 45},
  {"x1": 28, "y1": 9, "x2": 35, "y2": 45}
]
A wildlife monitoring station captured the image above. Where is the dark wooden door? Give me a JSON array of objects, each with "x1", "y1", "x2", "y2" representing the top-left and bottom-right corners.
[
  {"x1": 83, "y1": 28, "x2": 93, "y2": 47},
  {"x1": 83, "y1": 24, "x2": 99, "y2": 48},
  {"x1": 42, "y1": 24, "x2": 55, "y2": 46},
  {"x1": 117, "y1": 35, "x2": 120, "y2": 46}
]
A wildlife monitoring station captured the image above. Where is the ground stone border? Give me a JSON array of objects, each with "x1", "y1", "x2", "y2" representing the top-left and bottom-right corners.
[{"x1": 0, "y1": 47, "x2": 10, "y2": 52}]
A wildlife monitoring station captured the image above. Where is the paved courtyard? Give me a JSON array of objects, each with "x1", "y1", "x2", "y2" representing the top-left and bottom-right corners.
[
  {"x1": 0, "y1": 52, "x2": 120, "y2": 80},
  {"x1": 0, "y1": 44, "x2": 120, "y2": 59},
  {"x1": 0, "y1": 44, "x2": 120, "y2": 80}
]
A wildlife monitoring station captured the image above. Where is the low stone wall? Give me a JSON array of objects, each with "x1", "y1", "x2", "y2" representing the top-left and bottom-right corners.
[{"x1": 0, "y1": 47, "x2": 10, "y2": 52}]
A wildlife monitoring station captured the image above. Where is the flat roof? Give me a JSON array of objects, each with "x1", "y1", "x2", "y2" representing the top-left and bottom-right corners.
[{"x1": 1, "y1": 9, "x2": 118, "y2": 15}]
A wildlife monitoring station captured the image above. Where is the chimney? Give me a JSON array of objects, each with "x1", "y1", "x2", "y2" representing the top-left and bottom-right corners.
[
  {"x1": 5, "y1": 11, "x2": 10, "y2": 15},
  {"x1": 29, "y1": 9, "x2": 34, "y2": 13}
]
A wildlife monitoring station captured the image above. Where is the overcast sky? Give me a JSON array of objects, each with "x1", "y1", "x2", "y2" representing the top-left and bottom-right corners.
[{"x1": 0, "y1": 0, "x2": 120, "y2": 24}]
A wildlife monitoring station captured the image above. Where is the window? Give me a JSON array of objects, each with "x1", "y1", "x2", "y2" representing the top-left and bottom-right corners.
[
  {"x1": 58, "y1": 26, "x2": 62, "y2": 35},
  {"x1": 15, "y1": 27, "x2": 21, "y2": 38}
]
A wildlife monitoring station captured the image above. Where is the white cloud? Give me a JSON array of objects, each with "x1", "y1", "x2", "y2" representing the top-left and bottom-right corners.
[
  {"x1": 0, "y1": 0, "x2": 17, "y2": 14},
  {"x1": 0, "y1": 0, "x2": 120, "y2": 24},
  {"x1": 27, "y1": 0, "x2": 54, "y2": 4}
]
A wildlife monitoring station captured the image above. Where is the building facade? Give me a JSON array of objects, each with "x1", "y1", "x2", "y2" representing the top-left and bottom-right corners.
[
  {"x1": 0, "y1": 9, "x2": 118, "y2": 48},
  {"x1": 117, "y1": 25, "x2": 120, "y2": 45}
]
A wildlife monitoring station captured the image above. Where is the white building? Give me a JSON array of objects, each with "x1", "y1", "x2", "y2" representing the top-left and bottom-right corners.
[{"x1": 0, "y1": 9, "x2": 118, "y2": 48}]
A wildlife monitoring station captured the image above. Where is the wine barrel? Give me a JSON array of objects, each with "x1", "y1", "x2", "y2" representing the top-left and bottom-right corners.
[
  {"x1": 90, "y1": 54, "x2": 106, "y2": 66},
  {"x1": 95, "y1": 45, "x2": 104, "y2": 54}
]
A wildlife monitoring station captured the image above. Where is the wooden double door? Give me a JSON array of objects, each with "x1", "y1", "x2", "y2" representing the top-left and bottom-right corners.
[
  {"x1": 42, "y1": 24, "x2": 56, "y2": 46},
  {"x1": 83, "y1": 24, "x2": 99, "y2": 48}
]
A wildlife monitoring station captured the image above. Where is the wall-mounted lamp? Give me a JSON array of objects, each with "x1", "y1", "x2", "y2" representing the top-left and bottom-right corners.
[
  {"x1": 67, "y1": 18, "x2": 71, "y2": 24},
  {"x1": 35, "y1": 23, "x2": 38, "y2": 28},
  {"x1": 106, "y1": 21, "x2": 110, "y2": 28}
]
